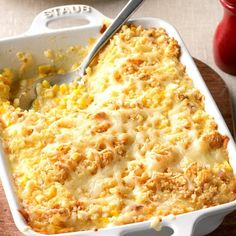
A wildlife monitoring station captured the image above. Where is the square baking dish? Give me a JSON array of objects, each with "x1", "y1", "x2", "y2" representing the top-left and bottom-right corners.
[{"x1": 0, "y1": 4, "x2": 236, "y2": 236}]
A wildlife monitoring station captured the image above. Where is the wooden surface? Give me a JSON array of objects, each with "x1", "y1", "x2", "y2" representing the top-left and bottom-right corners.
[{"x1": 0, "y1": 58, "x2": 235, "y2": 235}]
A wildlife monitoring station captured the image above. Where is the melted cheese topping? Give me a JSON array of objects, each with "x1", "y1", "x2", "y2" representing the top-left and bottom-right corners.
[{"x1": 0, "y1": 25, "x2": 235, "y2": 234}]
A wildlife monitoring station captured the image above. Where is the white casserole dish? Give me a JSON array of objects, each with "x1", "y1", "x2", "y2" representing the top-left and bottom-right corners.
[{"x1": 0, "y1": 4, "x2": 236, "y2": 236}]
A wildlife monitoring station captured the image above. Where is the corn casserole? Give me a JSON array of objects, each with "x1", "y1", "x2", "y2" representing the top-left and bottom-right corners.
[{"x1": 0, "y1": 25, "x2": 236, "y2": 234}]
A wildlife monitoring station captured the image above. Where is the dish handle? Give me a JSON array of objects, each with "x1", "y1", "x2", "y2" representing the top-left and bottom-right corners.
[
  {"x1": 93, "y1": 212, "x2": 200, "y2": 236},
  {"x1": 160, "y1": 212, "x2": 200, "y2": 236},
  {"x1": 26, "y1": 5, "x2": 108, "y2": 35}
]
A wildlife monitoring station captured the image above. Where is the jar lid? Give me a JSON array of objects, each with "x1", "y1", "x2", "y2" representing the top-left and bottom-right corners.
[
  {"x1": 221, "y1": 0, "x2": 236, "y2": 13},
  {"x1": 221, "y1": 0, "x2": 236, "y2": 6},
  {"x1": 225, "y1": 0, "x2": 236, "y2": 3}
]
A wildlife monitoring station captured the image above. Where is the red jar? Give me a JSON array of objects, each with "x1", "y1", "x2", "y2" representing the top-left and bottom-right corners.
[{"x1": 214, "y1": 0, "x2": 236, "y2": 75}]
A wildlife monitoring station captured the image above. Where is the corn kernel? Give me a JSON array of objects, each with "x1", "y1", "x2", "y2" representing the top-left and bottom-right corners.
[
  {"x1": 46, "y1": 186, "x2": 57, "y2": 199},
  {"x1": 38, "y1": 64, "x2": 56, "y2": 77},
  {"x1": 110, "y1": 210, "x2": 119, "y2": 217},
  {"x1": 60, "y1": 84, "x2": 68, "y2": 94},
  {"x1": 72, "y1": 63, "x2": 79, "y2": 71},
  {"x1": 101, "y1": 217, "x2": 109, "y2": 225},
  {"x1": 42, "y1": 80, "x2": 50, "y2": 88},
  {"x1": 44, "y1": 89, "x2": 54, "y2": 98},
  {"x1": 44, "y1": 49, "x2": 54, "y2": 59},
  {"x1": 2, "y1": 68, "x2": 13, "y2": 83},
  {"x1": 13, "y1": 98, "x2": 20, "y2": 107},
  {"x1": 57, "y1": 68, "x2": 66, "y2": 75}
]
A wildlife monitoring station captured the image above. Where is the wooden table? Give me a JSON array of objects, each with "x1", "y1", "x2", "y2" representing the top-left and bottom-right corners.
[{"x1": 0, "y1": 59, "x2": 235, "y2": 235}]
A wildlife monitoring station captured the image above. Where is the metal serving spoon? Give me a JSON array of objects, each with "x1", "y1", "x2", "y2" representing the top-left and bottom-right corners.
[{"x1": 18, "y1": 0, "x2": 145, "y2": 110}]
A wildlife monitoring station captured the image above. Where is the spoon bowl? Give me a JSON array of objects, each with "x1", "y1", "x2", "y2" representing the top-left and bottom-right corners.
[{"x1": 17, "y1": 0, "x2": 145, "y2": 110}]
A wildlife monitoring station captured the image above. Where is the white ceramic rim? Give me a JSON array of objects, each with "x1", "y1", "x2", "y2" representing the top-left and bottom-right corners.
[{"x1": 0, "y1": 4, "x2": 236, "y2": 236}]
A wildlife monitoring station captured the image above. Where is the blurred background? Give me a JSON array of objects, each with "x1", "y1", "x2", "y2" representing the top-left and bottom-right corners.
[{"x1": 0, "y1": 0, "x2": 235, "y2": 124}]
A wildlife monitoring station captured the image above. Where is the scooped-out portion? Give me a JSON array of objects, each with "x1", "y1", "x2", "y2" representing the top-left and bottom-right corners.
[{"x1": 0, "y1": 25, "x2": 235, "y2": 234}]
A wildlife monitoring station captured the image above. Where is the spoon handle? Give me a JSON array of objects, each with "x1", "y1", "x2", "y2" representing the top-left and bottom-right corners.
[{"x1": 79, "y1": 0, "x2": 145, "y2": 75}]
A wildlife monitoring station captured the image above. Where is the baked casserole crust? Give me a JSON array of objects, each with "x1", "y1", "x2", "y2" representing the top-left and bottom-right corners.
[{"x1": 0, "y1": 25, "x2": 236, "y2": 234}]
